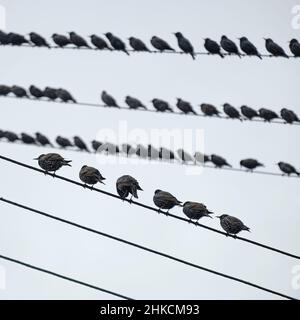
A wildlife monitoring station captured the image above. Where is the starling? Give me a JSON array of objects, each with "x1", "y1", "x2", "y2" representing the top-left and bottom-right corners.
[
  {"x1": 203, "y1": 38, "x2": 224, "y2": 58},
  {"x1": 44, "y1": 87, "x2": 58, "y2": 100},
  {"x1": 280, "y1": 108, "x2": 299, "y2": 124},
  {"x1": 35, "y1": 132, "x2": 53, "y2": 146},
  {"x1": 21, "y1": 133, "x2": 36, "y2": 144},
  {"x1": 151, "y1": 99, "x2": 173, "y2": 112},
  {"x1": 8, "y1": 32, "x2": 29, "y2": 46},
  {"x1": 153, "y1": 189, "x2": 182, "y2": 212},
  {"x1": 240, "y1": 159, "x2": 264, "y2": 171},
  {"x1": 69, "y1": 32, "x2": 90, "y2": 48},
  {"x1": 128, "y1": 37, "x2": 150, "y2": 52},
  {"x1": 89, "y1": 35, "x2": 111, "y2": 50},
  {"x1": 125, "y1": 96, "x2": 147, "y2": 110},
  {"x1": 277, "y1": 162, "x2": 299, "y2": 176},
  {"x1": 29, "y1": 85, "x2": 44, "y2": 99},
  {"x1": 116, "y1": 175, "x2": 143, "y2": 200},
  {"x1": 0, "y1": 85, "x2": 11, "y2": 96},
  {"x1": 289, "y1": 39, "x2": 300, "y2": 57},
  {"x1": 57, "y1": 88, "x2": 76, "y2": 103},
  {"x1": 52, "y1": 34, "x2": 71, "y2": 47},
  {"x1": 220, "y1": 35, "x2": 241, "y2": 58},
  {"x1": 159, "y1": 147, "x2": 175, "y2": 161},
  {"x1": 217, "y1": 214, "x2": 250, "y2": 236},
  {"x1": 74, "y1": 136, "x2": 90, "y2": 152},
  {"x1": 56, "y1": 136, "x2": 73, "y2": 148},
  {"x1": 240, "y1": 105, "x2": 259, "y2": 120},
  {"x1": 11, "y1": 85, "x2": 28, "y2": 98},
  {"x1": 34, "y1": 153, "x2": 71, "y2": 173},
  {"x1": 174, "y1": 32, "x2": 195, "y2": 59},
  {"x1": 176, "y1": 98, "x2": 197, "y2": 114},
  {"x1": 200, "y1": 103, "x2": 220, "y2": 117},
  {"x1": 0, "y1": 30, "x2": 10, "y2": 45},
  {"x1": 4, "y1": 131, "x2": 19, "y2": 142},
  {"x1": 264, "y1": 38, "x2": 289, "y2": 58},
  {"x1": 223, "y1": 103, "x2": 242, "y2": 120},
  {"x1": 183, "y1": 201, "x2": 213, "y2": 222},
  {"x1": 147, "y1": 144, "x2": 159, "y2": 160},
  {"x1": 104, "y1": 33, "x2": 129, "y2": 55},
  {"x1": 258, "y1": 108, "x2": 279, "y2": 122},
  {"x1": 79, "y1": 165, "x2": 106, "y2": 187},
  {"x1": 211, "y1": 154, "x2": 232, "y2": 168},
  {"x1": 91, "y1": 140, "x2": 102, "y2": 152},
  {"x1": 135, "y1": 144, "x2": 148, "y2": 158},
  {"x1": 101, "y1": 91, "x2": 120, "y2": 108},
  {"x1": 0, "y1": 130, "x2": 5, "y2": 139},
  {"x1": 177, "y1": 149, "x2": 194, "y2": 163},
  {"x1": 150, "y1": 36, "x2": 174, "y2": 52},
  {"x1": 238, "y1": 37, "x2": 261, "y2": 59},
  {"x1": 29, "y1": 32, "x2": 50, "y2": 48}
]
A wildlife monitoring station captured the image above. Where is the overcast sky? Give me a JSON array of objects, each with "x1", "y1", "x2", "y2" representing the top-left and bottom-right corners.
[{"x1": 0, "y1": 0, "x2": 299, "y2": 299}]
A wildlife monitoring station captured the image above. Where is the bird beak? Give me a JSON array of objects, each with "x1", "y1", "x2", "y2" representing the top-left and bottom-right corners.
[
  {"x1": 33, "y1": 158, "x2": 38, "y2": 160},
  {"x1": 263, "y1": 38, "x2": 267, "y2": 40},
  {"x1": 216, "y1": 215, "x2": 221, "y2": 218}
]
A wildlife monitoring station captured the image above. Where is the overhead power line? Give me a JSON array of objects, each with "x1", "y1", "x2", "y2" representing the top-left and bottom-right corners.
[{"x1": 0, "y1": 154, "x2": 299, "y2": 260}]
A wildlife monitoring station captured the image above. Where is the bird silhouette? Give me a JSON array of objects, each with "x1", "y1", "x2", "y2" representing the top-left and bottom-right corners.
[
  {"x1": 183, "y1": 201, "x2": 213, "y2": 222},
  {"x1": 89, "y1": 35, "x2": 111, "y2": 50},
  {"x1": 69, "y1": 32, "x2": 90, "y2": 48},
  {"x1": 29, "y1": 32, "x2": 50, "y2": 48},
  {"x1": 277, "y1": 162, "x2": 299, "y2": 176},
  {"x1": 51, "y1": 34, "x2": 71, "y2": 47},
  {"x1": 203, "y1": 38, "x2": 224, "y2": 58},
  {"x1": 200, "y1": 103, "x2": 220, "y2": 117},
  {"x1": 223, "y1": 103, "x2": 242, "y2": 120},
  {"x1": 74, "y1": 136, "x2": 90, "y2": 152},
  {"x1": 211, "y1": 154, "x2": 232, "y2": 168},
  {"x1": 174, "y1": 32, "x2": 195, "y2": 59},
  {"x1": 151, "y1": 99, "x2": 173, "y2": 112},
  {"x1": 280, "y1": 108, "x2": 299, "y2": 124},
  {"x1": 104, "y1": 33, "x2": 129, "y2": 55},
  {"x1": 220, "y1": 35, "x2": 241, "y2": 58},
  {"x1": 79, "y1": 165, "x2": 106, "y2": 187},
  {"x1": 240, "y1": 105, "x2": 259, "y2": 120},
  {"x1": 101, "y1": 91, "x2": 120, "y2": 108},
  {"x1": 240, "y1": 159, "x2": 264, "y2": 171},
  {"x1": 125, "y1": 96, "x2": 147, "y2": 110},
  {"x1": 238, "y1": 37, "x2": 261, "y2": 59},
  {"x1": 264, "y1": 38, "x2": 289, "y2": 58},
  {"x1": 128, "y1": 37, "x2": 150, "y2": 52},
  {"x1": 150, "y1": 36, "x2": 174, "y2": 52},
  {"x1": 153, "y1": 189, "x2": 182, "y2": 213},
  {"x1": 258, "y1": 108, "x2": 279, "y2": 122},
  {"x1": 217, "y1": 214, "x2": 250, "y2": 236},
  {"x1": 116, "y1": 175, "x2": 143, "y2": 200},
  {"x1": 34, "y1": 153, "x2": 71, "y2": 174},
  {"x1": 29, "y1": 85, "x2": 44, "y2": 99},
  {"x1": 176, "y1": 98, "x2": 197, "y2": 114},
  {"x1": 289, "y1": 39, "x2": 300, "y2": 57}
]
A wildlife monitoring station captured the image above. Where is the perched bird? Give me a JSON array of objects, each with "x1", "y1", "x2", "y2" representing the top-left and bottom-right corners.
[
  {"x1": 35, "y1": 132, "x2": 53, "y2": 146},
  {"x1": 258, "y1": 108, "x2": 279, "y2": 122},
  {"x1": 69, "y1": 32, "x2": 90, "y2": 48},
  {"x1": 125, "y1": 96, "x2": 147, "y2": 110},
  {"x1": 217, "y1": 214, "x2": 250, "y2": 236},
  {"x1": 44, "y1": 87, "x2": 58, "y2": 100},
  {"x1": 153, "y1": 189, "x2": 182, "y2": 213},
  {"x1": 79, "y1": 165, "x2": 106, "y2": 187},
  {"x1": 183, "y1": 201, "x2": 213, "y2": 222},
  {"x1": 4, "y1": 131, "x2": 19, "y2": 142},
  {"x1": 223, "y1": 103, "x2": 242, "y2": 120},
  {"x1": 240, "y1": 105, "x2": 259, "y2": 120},
  {"x1": 177, "y1": 149, "x2": 194, "y2": 163},
  {"x1": 56, "y1": 136, "x2": 73, "y2": 148},
  {"x1": 194, "y1": 152, "x2": 211, "y2": 164},
  {"x1": 52, "y1": 34, "x2": 71, "y2": 47},
  {"x1": 8, "y1": 32, "x2": 29, "y2": 46},
  {"x1": 277, "y1": 162, "x2": 299, "y2": 176},
  {"x1": 174, "y1": 32, "x2": 195, "y2": 59},
  {"x1": 150, "y1": 36, "x2": 174, "y2": 52},
  {"x1": 29, "y1": 85, "x2": 44, "y2": 99},
  {"x1": 220, "y1": 35, "x2": 241, "y2": 58},
  {"x1": 240, "y1": 159, "x2": 264, "y2": 171},
  {"x1": 203, "y1": 38, "x2": 224, "y2": 58},
  {"x1": 0, "y1": 85, "x2": 11, "y2": 96},
  {"x1": 0, "y1": 30, "x2": 10, "y2": 44},
  {"x1": 264, "y1": 38, "x2": 289, "y2": 58},
  {"x1": 11, "y1": 85, "x2": 28, "y2": 98},
  {"x1": 128, "y1": 37, "x2": 150, "y2": 52},
  {"x1": 34, "y1": 153, "x2": 71, "y2": 174},
  {"x1": 238, "y1": 37, "x2": 261, "y2": 59},
  {"x1": 116, "y1": 175, "x2": 143, "y2": 200},
  {"x1": 101, "y1": 91, "x2": 120, "y2": 108},
  {"x1": 89, "y1": 35, "x2": 111, "y2": 50},
  {"x1": 200, "y1": 103, "x2": 220, "y2": 117},
  {"x1": 57, "y1": 88, "x2": 76, "y2": 103},
  {"x1": 151, "y1": 98, "x2": 173, "y2": 112},
  {"x1": 289, "y1": 39, "x2": 300, "y2": 57},
  {"x1": 211, "y1": 154, "x2": 232, "y2": 168},
  {"x1": 280, "y1": 108, "x2": 299, "y2": 124},
  {"x1": 74, "y1": 136, "x2": 89, "y2": 152},
  {"x1": 104, "y1": 33, "x2": 129, "y2": 55},
  {"x1": 0, "y1": 130, "x2": 5, "y2": 139},
  {"x1": 91, "y1": 140, "x2": 102, "y2": 152},
  {"x1": 176, "y1": 98, "x2": 197, "y2": 114},
  {"x1": 21, "y1": 133, "x2": 36, "y2": 144},
  {"x1": 29, "y1": 32, "x2": 50, "y2": 48},
  {"x1": 159, "y1": 147, "x2": 175, "y2": 161}
]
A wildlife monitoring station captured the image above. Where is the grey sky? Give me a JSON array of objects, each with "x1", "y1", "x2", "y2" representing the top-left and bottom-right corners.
[{"x1": 0, "y1": 0, "x2": 299, "y2": 299}]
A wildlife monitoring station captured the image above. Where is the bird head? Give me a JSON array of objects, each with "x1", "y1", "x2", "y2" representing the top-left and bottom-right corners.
[
  {"x1": 176, "y1": 98, "x2": 181, "y2": 102},
  {"x1": 182, "y1": 201, "x2": 191, "y2": 206},
  {"x1": 173, "y1": 32, "x2": 182, "y2": 38},
  {"x1": 289, "y1": 39, "x2": 298, "y2": 44},
  {"x1": 81, "y1": 165, "x2": 88, "y2": 169},
  {"x1": 154, "y1": 189, "x2": 162, "y2": 194},
  {"x1": 88, "y1": 35, "x2": 94, "y2": 38},
  {"x1": 104, "y1": 32, "x2": 112, "y2": 39},
  {"x1": 238, "y1": 36, "x2": 247, "y2": 41},
  {"x1": 221, "y1": 35, "x2": 227, "y2": 40},
  {"x1": 33, "y1": 154, "x2": 44, "y2": 160},
  {"x1": 216, "y1": 214, "x2": 228, "y2": 219},
  {"x1": 263, "y1": 38, "x2": 272, "y2": 43},
  {"x1": 128, "y1": 37, "x2": 134, "y2": 41}
]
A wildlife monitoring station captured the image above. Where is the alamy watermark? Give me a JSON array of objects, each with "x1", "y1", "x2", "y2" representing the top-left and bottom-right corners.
[
  {"x1": 0, "y1": 265, "x2": 6, "y2": 290},
  {"x1": 291, "y1": 265, "x2": 300, "y2": 290},
  {"x1": 0, "y1": 4, "x2": 6, "y2": 30},
  {"x1": 291, "y1": 5, "x2": 300, "y2": 29}
]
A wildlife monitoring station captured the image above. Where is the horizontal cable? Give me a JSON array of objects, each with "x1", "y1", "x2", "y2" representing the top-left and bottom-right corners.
[
  {"x1": 0, "y1": 196, "x2": 297, "y2": 300},
  {"x1": 0, "y1": 154, "x2": 299, "y2": 260}
]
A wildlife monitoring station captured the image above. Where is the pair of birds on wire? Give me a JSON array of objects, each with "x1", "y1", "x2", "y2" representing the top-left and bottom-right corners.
[{"x1": 33, "y1": 152, "x2": 250, "y2": 236}]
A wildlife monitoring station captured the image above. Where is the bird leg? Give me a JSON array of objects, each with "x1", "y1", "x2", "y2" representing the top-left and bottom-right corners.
[
  {"x1": 128, "y1": 195, "x2": 133, "y2": 204},
  {"x1": 165, "y1": 209, "x2": 169, "y2": 216},
  {"x1": 157, "y1": 208, "x2": 161, "y2": 214}
]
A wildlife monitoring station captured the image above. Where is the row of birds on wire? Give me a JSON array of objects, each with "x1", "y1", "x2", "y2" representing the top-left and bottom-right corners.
[
  {"x1": 1, "y1": 84, "x2": 299, "y2": 124},
  {"x1": 0, "y1": 30, "x2": 299, "y2": 59},
  {"x1": 34, "y1": 151, "x2": 250, "y2": 237},
  {"x1": 1, "y1": 130, "x2": 299, "y2": 176}
]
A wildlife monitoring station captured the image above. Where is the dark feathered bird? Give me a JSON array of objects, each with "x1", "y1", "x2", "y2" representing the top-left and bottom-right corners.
[
  {"x1": 128, "y1": 37, "x2": 150, "y2": 52},
  {"x1": 91, "y1": 140, "x2": 102, "y2": 152},
  {"x1": 194, "y1": 152, "x2": 211, "y2": 164},
  {"x1": 264, "y1": 38, "x2": 289, "y2": 58},
  {"x1": 223, "y1": 103, "x2": 242, "y2": 120},
  {"x1": 174, "y1": 32, "x2": 195, "y2": 59},
  {"x1": 104, "y1": 33, "x2": 129, "y2": 55},
  {"x1": 177, "y1": 149, "x2": 194, "y2": 163},
  {"x1": 151, "y1": 98, "x2": 173, "y2": 112},
  {"x1": 125, "y1": 96, "x2": 147, "y2": 110},
  {"x1": 79, "y1": 165, "x2": 106, "y2": 187},
  {"x1": 89, "y1": 35, "x2": 111, "y2": 50},
  {"x1": 240, "y1": 159, "x2": 264, "y2": 171},
  {"x1": 289, "y1": 39, "x2": 300, "y2": 57},
  {"x1": 101, "y1": 90, "x2": 120, "y2": 108},
  {"x1": 258, "y1": 108, "x2": 279, "y2": 122},
  {"x1": 0, "y1": 30, "x2": 10, "y2": 44},
  {"x1": 52, "y1": 34, "x2": 71, "y2": 47},
  {"x1": 57, "y1": 88, "x2": 76, "y2": 103},
  {"x1": 220, "y1": 35, "x2": 241, "y2": 58},
  {"x1": 34, "y1": 153, "x2": 71, "y2": 174},
  {"x1": 0, "y1": 85, "x2": 11, "y2": 96},
  {"x1": 238, "y1": 37, "x2": 261, "y2": 59},
  {"x1": 277, "y1": 162, "x2": 299, "y2": 176},
  {"x1": 4, "y1": 131, "x2": 19, "y2": 142},
  {"x1": 29, "y1": 85, "x2": 44, "y2": 99},
  {"x1": 8, "y1": 32, "x2": 29, "y2": 46},
  {"x1": 176, "y1": 98, "x2": 197, "y2": 114},
  {"x1": 29, "y1": 32, "x2": 50, "y2": 48},
  {"x1": 217, "y1": 214, "x2": 250, "y2": 236},
  {"x1": 35, "y1": 132, "x2": 53, "y2": 146},
  {"x1": 0, "y1": 130, "x2": 5, "y2": 139},
  {"x1": 153, "y1": 189, "x2": 182, "y2": 213},
  {"x1": 183, "y1": 201, "x2": 213, "y2": 222},
  {"x1": 74, "y1": 136, "x2": 89, "y2": 152},
  {"x1": 116, "y1": 175, "x2": 143, "y2": 200},
  {"x1": 200, "y1": 103, "x2": 220, "y2": 117},
  {"x1": 69, "y1": 32, "x2": 90, "y2": 48},
  {"x1": 11, "y1": 85, "x2": 28, "y2": 98},
  {"x1": 280, "y1": 108, "x2": 300, "y2": 124},
  {"x1": 211, "y1": 154, "x2": 232, "y2": 168},
  {"x1": 150, "y1": 36, "x2": 174, "y2": 52},
  {"x1": 159, "y1": 147, "x2": 175, "y2": 161},
  {"x1": 44, "y1": 87, "x2": 58, "y2": 100},
  {"x1": 56, "y1": 136, "x2": 73, "y2": 148},
  {"x1": 240, "y1": 105, "x2": 259, "y2": 120},
  {"x1": 21, "y1": 133, "x2": 36, "y2": 144},
  {"x1": 203, "y1": 38, "x2": 224, "y2": 58}
]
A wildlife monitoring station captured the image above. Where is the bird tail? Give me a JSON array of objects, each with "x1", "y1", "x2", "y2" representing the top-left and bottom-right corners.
[
  {"x1": 296, "y1": 171, "x2": 300, "y2": 176},
  {"x1": 124, "y1": 49, "x2": 130, "y2": 56},
  {"x1": 63, "y1": 160, "x2": 72, "y2": 167},
  {"x1": 257, "y1": 54, "x2": 262, "y2": 60},
  {"x1": 190, "y1": 52, "x2": 196, "y2": 60},
  {"x1": 219, "y1": 53, "x2": 224, "y2": 58},
  {"x1": 192, "y1": 110, "x2": 197, "y2": 115},
  {"x1": 243, "y1": 226, "x2": 250, "y2": 232},
  {"x1": 226, "y1": 163, "x2": 232, "y2": 168}
]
